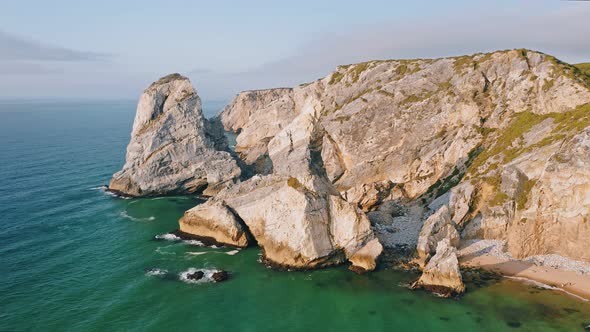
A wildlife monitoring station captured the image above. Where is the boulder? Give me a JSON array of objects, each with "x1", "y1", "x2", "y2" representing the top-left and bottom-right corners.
[
  {"x1": 412, "y1": 239, "x2": 465, "y2": 297},
  {"x1": 109, "y1": 73, "x2": 240, "y2": 197},
  {"x1": 211, "y1": 271, "x2": 229, "y2": 282},
  {"x1": 186, "y1": 270, "x2": 204, "y2": 281},
  {"x1": 348, "y1": 238, "x2": 383, "y2": 273},
  {"x1": 179, "y1": 200, "x2": 249, "y2": 248}
]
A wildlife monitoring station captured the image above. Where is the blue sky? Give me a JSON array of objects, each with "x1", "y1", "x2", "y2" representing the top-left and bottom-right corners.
[{"x1": 0, "y1": 0, "x2": 588, "y2": 100}]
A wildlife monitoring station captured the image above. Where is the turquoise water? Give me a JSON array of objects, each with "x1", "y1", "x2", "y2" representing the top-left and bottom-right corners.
[{"x1": 0, "y1": 100, "x2": 589, "y2": 331}]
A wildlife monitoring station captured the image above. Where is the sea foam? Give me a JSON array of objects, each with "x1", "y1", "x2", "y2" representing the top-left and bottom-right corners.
[
  {"x1": 179, "y1": 268, "x2": 219, "y2": 284},
  {"x1": 155, "y1": 233, "x2": 181, "y2": 241}
]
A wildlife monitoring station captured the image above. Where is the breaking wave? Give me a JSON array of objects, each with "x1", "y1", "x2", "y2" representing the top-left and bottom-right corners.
[
  {"x1": 145, "y1": 268, "x2": 168, "y2": 276},
  {"x1": 120, "y1": 211, "x2": 155, "y2": 222},
  {"x1": 179, "y1": 268, "x2": 220, "y2": 284},
  {"x1": 154, "y1": 233, "x2": 181, "y2": 241}
]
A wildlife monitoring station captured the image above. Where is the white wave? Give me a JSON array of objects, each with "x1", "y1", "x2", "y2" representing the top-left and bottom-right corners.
[
  {"x1": 155, "y1": 233, "x2": 181, "y2": 241},
  {"x1": 92, "y1": 185, "x2": 132, "y2": 199},
  {"x1": 187, "y1": 252, "x2": 208, "y2": 256},
  {"x1": 210, "y1": 245, "x2": 221, "y2": 249},
  {"x1": 225, "y1": 250, "x2": 240, "y2": 256},
  {"x1": 120, "y1": 211, "x2": 156, "y2": 222},
  {"x1": 183, "y1": 239, "x2": 205, "y2": 246},
  {"x1": 89, "y1": 185, "x2": 107, "y2": 191},
  {"x1": 155, "y1": 247, "x2": 176, "y2": 256},
  {"x1": 179, "y1": 268, "x2": 220, "y2": 284},
  {"x1": 145, "y1": 268, "x2": 168, "y2": 276},
  {"x1": 505, "y1": 276, "x2": 589, "y2": 302}
]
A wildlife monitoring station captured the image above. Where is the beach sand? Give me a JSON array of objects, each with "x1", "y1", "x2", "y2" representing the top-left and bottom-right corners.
[{"x1": 460, "y1": 252, "x2": 590, "y2": 302}]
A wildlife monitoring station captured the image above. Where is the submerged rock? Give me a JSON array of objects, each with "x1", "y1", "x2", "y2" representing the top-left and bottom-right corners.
[
  {"x1": 412, "y1": 239, "x2": 465, "y2": 297},
  {"x1": 186, "y1": 270, "x2": 204, "y2": 281},
  {"x1": 182, "y1": 269, "x2": 229, "y2": 283},
  {"x1": 109, "y1": 74, "x2": 240, "y2": 197},
  {"x1": 211, "y1": 271, "x2": 229, "y2": 282}
]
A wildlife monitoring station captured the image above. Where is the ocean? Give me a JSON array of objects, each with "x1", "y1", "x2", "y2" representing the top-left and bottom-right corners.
[{"x1": 0, "y1": 100, "x2": 588, "y2": 331}]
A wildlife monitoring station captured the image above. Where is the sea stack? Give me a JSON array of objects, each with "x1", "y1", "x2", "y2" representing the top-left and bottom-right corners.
[{"x1": 109, "y1": 74, "x2": 240, "y2": 197}]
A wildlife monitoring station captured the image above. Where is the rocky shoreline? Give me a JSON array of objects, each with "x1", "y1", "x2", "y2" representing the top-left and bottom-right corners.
[{"x1": 109, "y1": 49, "x2": 590, "y2": 299}]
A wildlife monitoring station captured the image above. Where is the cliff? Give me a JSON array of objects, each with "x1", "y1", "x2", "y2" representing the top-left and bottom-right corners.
[{"x1": 217, "y1": 49, "x2": 590, "y2": 274}]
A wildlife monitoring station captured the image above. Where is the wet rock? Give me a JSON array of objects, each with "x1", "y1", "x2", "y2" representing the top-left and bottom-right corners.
[
  {"x1": 211, "y1": 271, "x2": 229, "y2": 282},
  {"x1": 186, "y1": 270, "x2": 204, "y2": 281}
]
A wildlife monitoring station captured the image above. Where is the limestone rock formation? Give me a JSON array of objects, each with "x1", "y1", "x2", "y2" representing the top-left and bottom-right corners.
[
  {"x1": 348, "y1": 238, "x2": 383, "y2": 273},
  {"x1": 506, "y1": 127, "x2": 590, "y2": 261},
  {"x1": 221, "y1": 50, "x2": 590, "y2": 205},
  {"x1": 416, "y1": 206, "x2": 460, "y2": 266},
  {"x1": 109, "y1": 74, "x2": 240, "y2": 197},
  {"x1": 179, "y1": 200, "x2": 249, "y2": 248},
  {"x1": 219, "y1": 49, "x2": 590, "y2": 265},
  {"x1": 220, "y1": 88, "x2": 296, "y2": 174},
  {"x1": 180, "y1": 99, "x2": 381, "y2": 270},
  {"x1": 412, "y1": 239, "x2": 465, "y2": 297}
]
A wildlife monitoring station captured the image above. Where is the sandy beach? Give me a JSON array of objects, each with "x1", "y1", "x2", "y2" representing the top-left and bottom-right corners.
[{"x1": 459, "y1": 241, "x2": 590, "y2": 302}]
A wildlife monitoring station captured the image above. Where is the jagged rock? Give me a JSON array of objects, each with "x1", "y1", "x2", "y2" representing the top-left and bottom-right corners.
[
  {"x1": 220, "y1": 88, "x2": 296, "y2": 174},
  {"x1": 416, "y1": 206, "x2": 460, "y2": 266},
  {"x1": 109, "y1": 74, "x2": 240, "y2": 196},
  {"x1": 179, "y1": 200, "x2": 249, "y2": 248},
  {"x1": 186, "y1": 271, "x2": 204, "y2": 281},
  {"x1": 221, "y1": 50, "x2": 590, "y2": 208},
  {"x1": 180, "y1": 99, "x2": 380, "y2": 270},
  {"x1": 412, "y1": 239, "x2": 465, "y2": 297},
  {"x1": 344, "y1": 180, "x2": 397, "y2": 212},
  {"x1": 448, "y1": 182, "x2": 476, "y2": 227}
]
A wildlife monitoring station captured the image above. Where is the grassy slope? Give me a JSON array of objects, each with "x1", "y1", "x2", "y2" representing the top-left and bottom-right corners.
[{"x1": 574, "y1": 62, "x2": 590, "y2": 76}]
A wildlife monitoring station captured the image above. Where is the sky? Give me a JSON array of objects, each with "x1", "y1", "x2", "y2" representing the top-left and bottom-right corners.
[{"x1": 0, "y1": 0, "x2": 589, "y2": 101}]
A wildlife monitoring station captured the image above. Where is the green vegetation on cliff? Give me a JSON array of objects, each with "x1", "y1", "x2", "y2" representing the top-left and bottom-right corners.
[{"x1": 574, "y1": 62, "x2": 590, "y2": 76}]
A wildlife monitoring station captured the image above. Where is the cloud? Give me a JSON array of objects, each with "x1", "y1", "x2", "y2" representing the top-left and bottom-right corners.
[
  {"x1": 190, "y1": 4, "x2": 590, "y2": 100},
  {"x1": 0, "y1": 62, "x2": 62, "y2": 75},
  {"x1": 0, "y1": 30, "x2": 109, "y2": 62}
]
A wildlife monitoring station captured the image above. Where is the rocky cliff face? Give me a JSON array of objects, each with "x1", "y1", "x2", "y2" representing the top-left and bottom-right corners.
[
  {"x1": 109, "y1": 74, "x2": 240, "y2": 197},
  {"x1": 181, "y1": 99, "x2": 381, "y2": 271},
  {"x1": 219, "y1": 49, "x2": 590, "y2": 267}
]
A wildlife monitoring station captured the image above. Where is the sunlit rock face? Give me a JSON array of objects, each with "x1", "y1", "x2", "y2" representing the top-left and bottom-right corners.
[
  {"x1": 220, "y1": 49, "x2": 590, "y2": 264},
  {"x1": 182, "y1": 99, "x2": 381, "y2": 270},
  {"x1": 109, "y1": 74, "x2": 240, "y2": 197}
]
